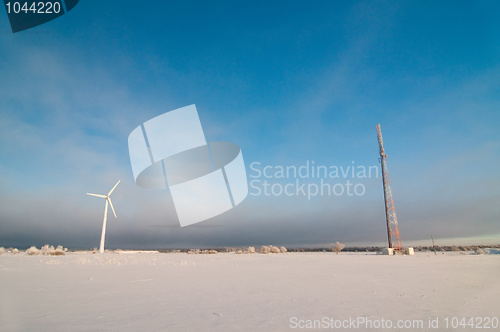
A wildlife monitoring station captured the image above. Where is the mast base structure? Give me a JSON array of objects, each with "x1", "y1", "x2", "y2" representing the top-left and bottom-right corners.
[{"x1": 376, "y1": 124, "x2": 403, "y2": 253}]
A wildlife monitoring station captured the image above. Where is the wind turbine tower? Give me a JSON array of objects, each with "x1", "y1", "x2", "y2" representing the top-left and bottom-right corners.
[
  {"x1": 376, "y1": 125, "x2": 402, "y2": 251},
  {"x1": 87, "y1": 180, "x2": 120, "y2": 253}
]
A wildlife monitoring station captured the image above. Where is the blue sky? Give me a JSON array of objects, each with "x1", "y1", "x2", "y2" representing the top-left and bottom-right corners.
[{"x1": 0, "y1": 0, "x2": 499, "y2": 248}]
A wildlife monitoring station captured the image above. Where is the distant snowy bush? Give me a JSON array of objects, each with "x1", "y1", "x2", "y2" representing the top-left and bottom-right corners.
[
  {"x1": 235, "y1": 250, "x2": 243, "y2": 254},
  {"x1": 26, "y1": 246, "x2": 41, "y2": 255},
  {"x1": 0, "y1": 247, "x2": 4, "y2": 255},
  {"x1": 248, "y1": 247, "x2": 256, "y2": 253},
  {"x1": 200, "y1": 249, "x2": 218, "y2": 254},
  {"x1": 37, "y1": 244, "x2": 66, "y2": 255},
  {"x1": 12, "y1": 248, "x2": 19, "y2": 254},
  {"x1": 260, "y1": 245, "x2": 286, "y2": 254},
  {"x1": 54, "y1": 246, "x2": 65, "y2": 256},
  {"x1": 270, "y1": 245, "x2": 281, "y2": 253},
  {"x1": 475, "y1": 248, "x2": 484, "y2": 255},
  {"x1": 41, "y1": 245, "x2": 51, "y2": 255},
  {"x1": 260, "y1": 246, "x2": 270, "y2": 254}
]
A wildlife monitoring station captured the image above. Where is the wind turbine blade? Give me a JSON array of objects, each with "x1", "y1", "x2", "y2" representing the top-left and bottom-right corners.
[
  {"x1": 107, "y1": 180, "x2": 121, "y2": 196},
  {"x1": 108, "y1": 198, "x2": 117, "y2": 218},
  {"x1": 87, "y1": 193, "x2": 106, "y2": 198}
]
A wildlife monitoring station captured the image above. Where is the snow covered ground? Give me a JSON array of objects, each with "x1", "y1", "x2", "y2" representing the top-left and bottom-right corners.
[{"x1": 1, "y1": 251, "x2": 499, "y2": 331}]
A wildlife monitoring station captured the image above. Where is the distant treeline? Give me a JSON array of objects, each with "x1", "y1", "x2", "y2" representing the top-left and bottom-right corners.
[
  {"x1": 155, "y1": 244, "x2": 500, "y2": 253},
  {"x1": 286, "y1": 244, "x2": 500, "y2": 252}
]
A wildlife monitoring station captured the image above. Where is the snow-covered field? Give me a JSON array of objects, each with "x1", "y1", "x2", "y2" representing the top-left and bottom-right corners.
[{"x1": 1, "y1": 252, "x2": 499, "y2": 331}]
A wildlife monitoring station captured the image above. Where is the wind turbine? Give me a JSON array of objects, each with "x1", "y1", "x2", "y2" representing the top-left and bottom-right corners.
[{"x1": 87, "y1": 180, "x2": 120, "y2": 253}]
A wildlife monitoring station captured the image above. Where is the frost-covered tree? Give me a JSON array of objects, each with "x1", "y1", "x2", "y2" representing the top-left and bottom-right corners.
[
  {"x1": 26, "y1": 246, "x2": 41, "y2": 255},
  {"x1": 333, "y1": 242, "x2": 345, "y2": 254}
]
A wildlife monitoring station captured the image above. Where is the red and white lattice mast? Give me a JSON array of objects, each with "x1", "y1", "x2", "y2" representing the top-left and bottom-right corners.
[{"x1": 376, "y1": 124, "x2": 402, "y2": 251}]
